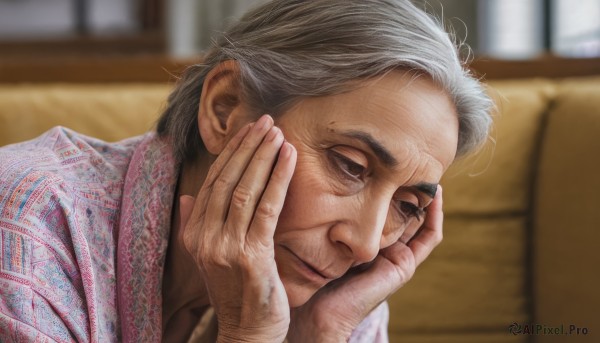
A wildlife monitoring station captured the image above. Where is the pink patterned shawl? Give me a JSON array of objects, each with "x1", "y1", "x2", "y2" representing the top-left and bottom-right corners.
[{"x1": 0, "y1": 127, "x2": 388, "y2": 342}]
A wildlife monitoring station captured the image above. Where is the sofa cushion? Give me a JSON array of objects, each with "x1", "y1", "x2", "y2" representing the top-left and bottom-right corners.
[
  {"x1": 388, "y1": 217, "x2": 529, "y2": 343},
  {"x1": 0, "y1": 84, "x2": 171, "y2": 147},
  {"x1": 532, "y1": 76, "x2": 600, "y2": 342}
]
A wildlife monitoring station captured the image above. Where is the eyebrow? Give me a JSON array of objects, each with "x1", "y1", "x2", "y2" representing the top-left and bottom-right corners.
[
  {"x1": 339, "y1": 130, "x2": 438, "y2": 199},
  {"x1": 340, "y1": 130, "x2": 399, "y2": 168}
]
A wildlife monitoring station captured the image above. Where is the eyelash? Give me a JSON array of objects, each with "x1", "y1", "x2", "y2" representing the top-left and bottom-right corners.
[
  {"x1": 396, "y1": 201, "x2": 425, "y2": 221},
  {"x1": 330, "y1": 150, "x2": 366, "y2": 180},
  {"x1": 329, "y1": 150, "x2": 424, "y2": 221}
]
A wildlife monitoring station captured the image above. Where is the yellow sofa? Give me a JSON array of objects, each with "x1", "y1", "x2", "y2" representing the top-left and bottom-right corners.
[{"x1": 1, "y1": 77, "x2": 599, "y2": 343}]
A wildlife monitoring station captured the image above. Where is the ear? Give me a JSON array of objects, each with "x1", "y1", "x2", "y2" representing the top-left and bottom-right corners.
[{"x1": 197, "y1": 60, "x2": 253, "y2": 155}]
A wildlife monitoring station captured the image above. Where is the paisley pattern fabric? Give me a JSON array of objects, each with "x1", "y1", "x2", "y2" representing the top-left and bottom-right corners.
[{"x1": 0, "y1": 127, "x2": 387, "y2": 342}]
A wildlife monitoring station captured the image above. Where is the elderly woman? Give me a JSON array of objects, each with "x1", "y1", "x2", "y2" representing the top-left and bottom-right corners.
[{"x1": 0, "y1": 0, "x2": 492, "y2": 342}]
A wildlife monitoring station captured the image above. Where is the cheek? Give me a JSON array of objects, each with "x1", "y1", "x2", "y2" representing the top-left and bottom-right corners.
[{"x1": 277, "y1": 157, "x2": 332, "y2": 228}]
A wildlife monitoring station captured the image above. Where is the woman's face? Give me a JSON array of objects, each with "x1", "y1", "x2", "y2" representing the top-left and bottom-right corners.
[{"x1": 271, "y1": 71, "x2": 459, "y2": 307}]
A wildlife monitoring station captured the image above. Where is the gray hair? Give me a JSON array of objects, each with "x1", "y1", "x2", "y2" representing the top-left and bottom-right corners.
[{"x1": 157, "y1": 0, "x2": 493, "y2": 163}]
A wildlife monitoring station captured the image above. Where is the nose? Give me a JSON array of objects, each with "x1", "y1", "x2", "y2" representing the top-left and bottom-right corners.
[{"x1": 328, "y1": 195, "x2": 391, "y2": 264}]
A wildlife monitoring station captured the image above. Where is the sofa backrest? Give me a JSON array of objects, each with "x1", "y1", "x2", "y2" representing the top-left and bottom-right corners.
[
  {"x1": 0, "y1": 84, "x2": 171, "y2": 146},
  {"x1": 531, "y1": 78, "x2": 600, "y2": 343}
]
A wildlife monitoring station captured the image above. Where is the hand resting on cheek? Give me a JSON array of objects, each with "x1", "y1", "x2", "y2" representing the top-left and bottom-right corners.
[
  {"x1": 178, "y1": 114, "x2": 296, "y2": 343},
  {"x1": 286, "y1": 186, "x2": 444, "y2": 342}
]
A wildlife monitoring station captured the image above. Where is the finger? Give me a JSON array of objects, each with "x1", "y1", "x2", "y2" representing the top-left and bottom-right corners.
[
  {"x1": 204, "y1": 114, "x2": 274, "y2": 225},
  {"x1": 321, "y1": 254, "x2": 402, "y2": 316},
  {"x1": 246, "y1": 142, "x2": 297, "y2": 243},
  {"x1": 203, "y1": 123, "x2": 253, "y2": 188},
  {"x1": 191, "y1": 121, "x2": 253, "y2": 219},
  {"x1": 398, "y1": 217, "x2": 423, "y2": 245},
  {"x1": 407, "y1": 185, "x2": 443, "y2": 266},
  {"x1": 225, "y1": 125, "x2": 285, "y2": 238},
  {"x1": 377, "y1": 241, "x2": 416, "y2": 287}
]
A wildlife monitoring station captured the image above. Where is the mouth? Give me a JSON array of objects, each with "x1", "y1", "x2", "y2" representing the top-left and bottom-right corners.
[{"x1": 281, "y1": 246, "x2": 336, "y2": 281}]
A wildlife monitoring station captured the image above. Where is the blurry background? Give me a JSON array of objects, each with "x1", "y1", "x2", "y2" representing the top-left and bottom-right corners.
[
  {"x1": 419, "y1": 0, "x2": 600, "y2": 59},
  {"x1": 1, "y1": 0, "x2": 599, "y2": 82}
]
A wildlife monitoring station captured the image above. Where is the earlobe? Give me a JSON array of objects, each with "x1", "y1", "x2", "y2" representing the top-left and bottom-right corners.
[{"x1": 197, "y1": 60, "x2": 249, "y2": 155}]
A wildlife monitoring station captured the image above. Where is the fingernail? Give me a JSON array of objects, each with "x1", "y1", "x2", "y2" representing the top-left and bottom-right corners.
[
  {"x1": 266, "y1": 126, "x2": 280, "y2": 142},
  {"x1": 282, "y1": 142, "x2": 294, "y2": 158},
  {"x1": 256, "y1": 114, "x2": 271, "y2": 130}
]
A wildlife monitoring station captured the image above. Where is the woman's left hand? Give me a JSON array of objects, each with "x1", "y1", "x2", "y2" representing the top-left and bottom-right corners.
[{"x1": 287, "y1": 185, "x2": 444, "y2": 342}]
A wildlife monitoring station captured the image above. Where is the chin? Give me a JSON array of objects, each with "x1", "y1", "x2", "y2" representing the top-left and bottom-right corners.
[{"x1": 282, "y1": 277, "x2": 320, "y2": 308}]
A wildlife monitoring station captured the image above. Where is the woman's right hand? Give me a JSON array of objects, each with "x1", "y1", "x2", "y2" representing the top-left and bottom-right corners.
[{"x1": 179, "y1": 115, "x2": 297, "y2": 343}]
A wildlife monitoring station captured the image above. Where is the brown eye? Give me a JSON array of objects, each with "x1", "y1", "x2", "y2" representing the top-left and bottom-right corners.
[{"x1": 330, "y1": 150, "x2": 366, "y2": 180}]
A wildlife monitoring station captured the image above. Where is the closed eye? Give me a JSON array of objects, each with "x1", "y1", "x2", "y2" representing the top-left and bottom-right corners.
[
  {"x1": 329, "y1": 150, "x2": 367, "y2": 180},
  {"x1": 396, "y1": 200, "x2": 424, "y2": 221}
]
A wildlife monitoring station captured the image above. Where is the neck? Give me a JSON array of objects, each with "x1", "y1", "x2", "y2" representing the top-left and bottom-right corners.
[{"x1": 162, "y1": 153, "x2": 215, "y2": 335}]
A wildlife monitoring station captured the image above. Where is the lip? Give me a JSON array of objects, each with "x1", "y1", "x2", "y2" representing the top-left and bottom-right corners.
[{"x1": 281, "y1": 246, "x2": 335, "y2": 282}]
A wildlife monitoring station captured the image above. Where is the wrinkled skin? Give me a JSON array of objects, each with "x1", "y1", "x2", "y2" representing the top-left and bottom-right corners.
[{"x1": 162, "y1": 67, "x2": 459, "y2": 342}]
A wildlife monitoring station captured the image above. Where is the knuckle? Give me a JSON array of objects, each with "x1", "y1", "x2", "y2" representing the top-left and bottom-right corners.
[
  {"x1": 200, "y1": 248, "x2": 232, "y2": 269},
  {"x1": 269, "y1": 167, "x2": 287, "y2": 182},
  {"x1": 213, "y1": 175, "x2": 233, "y2": 192},
  {"x1": 255, "y1": 202, "x2": 278, "y2": 220},
  {"x1": 231, "y1": 185, "x2": 253, "y2": 208},
  {"x1": 253, "y1": 150, "x2": 272, "y2": 164},
  {"x1": 237, "y1": 253, "x2": 254, "y2": 271},
  {"x1": 239, "y1": 137, "x2": 257, "y2": 152},
  {"x1": 205, "y1": 256, "x2": 231, "y2": 269},
  {"x1": 205, "y1": 169, "x2": 219, "y2": 185}
]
